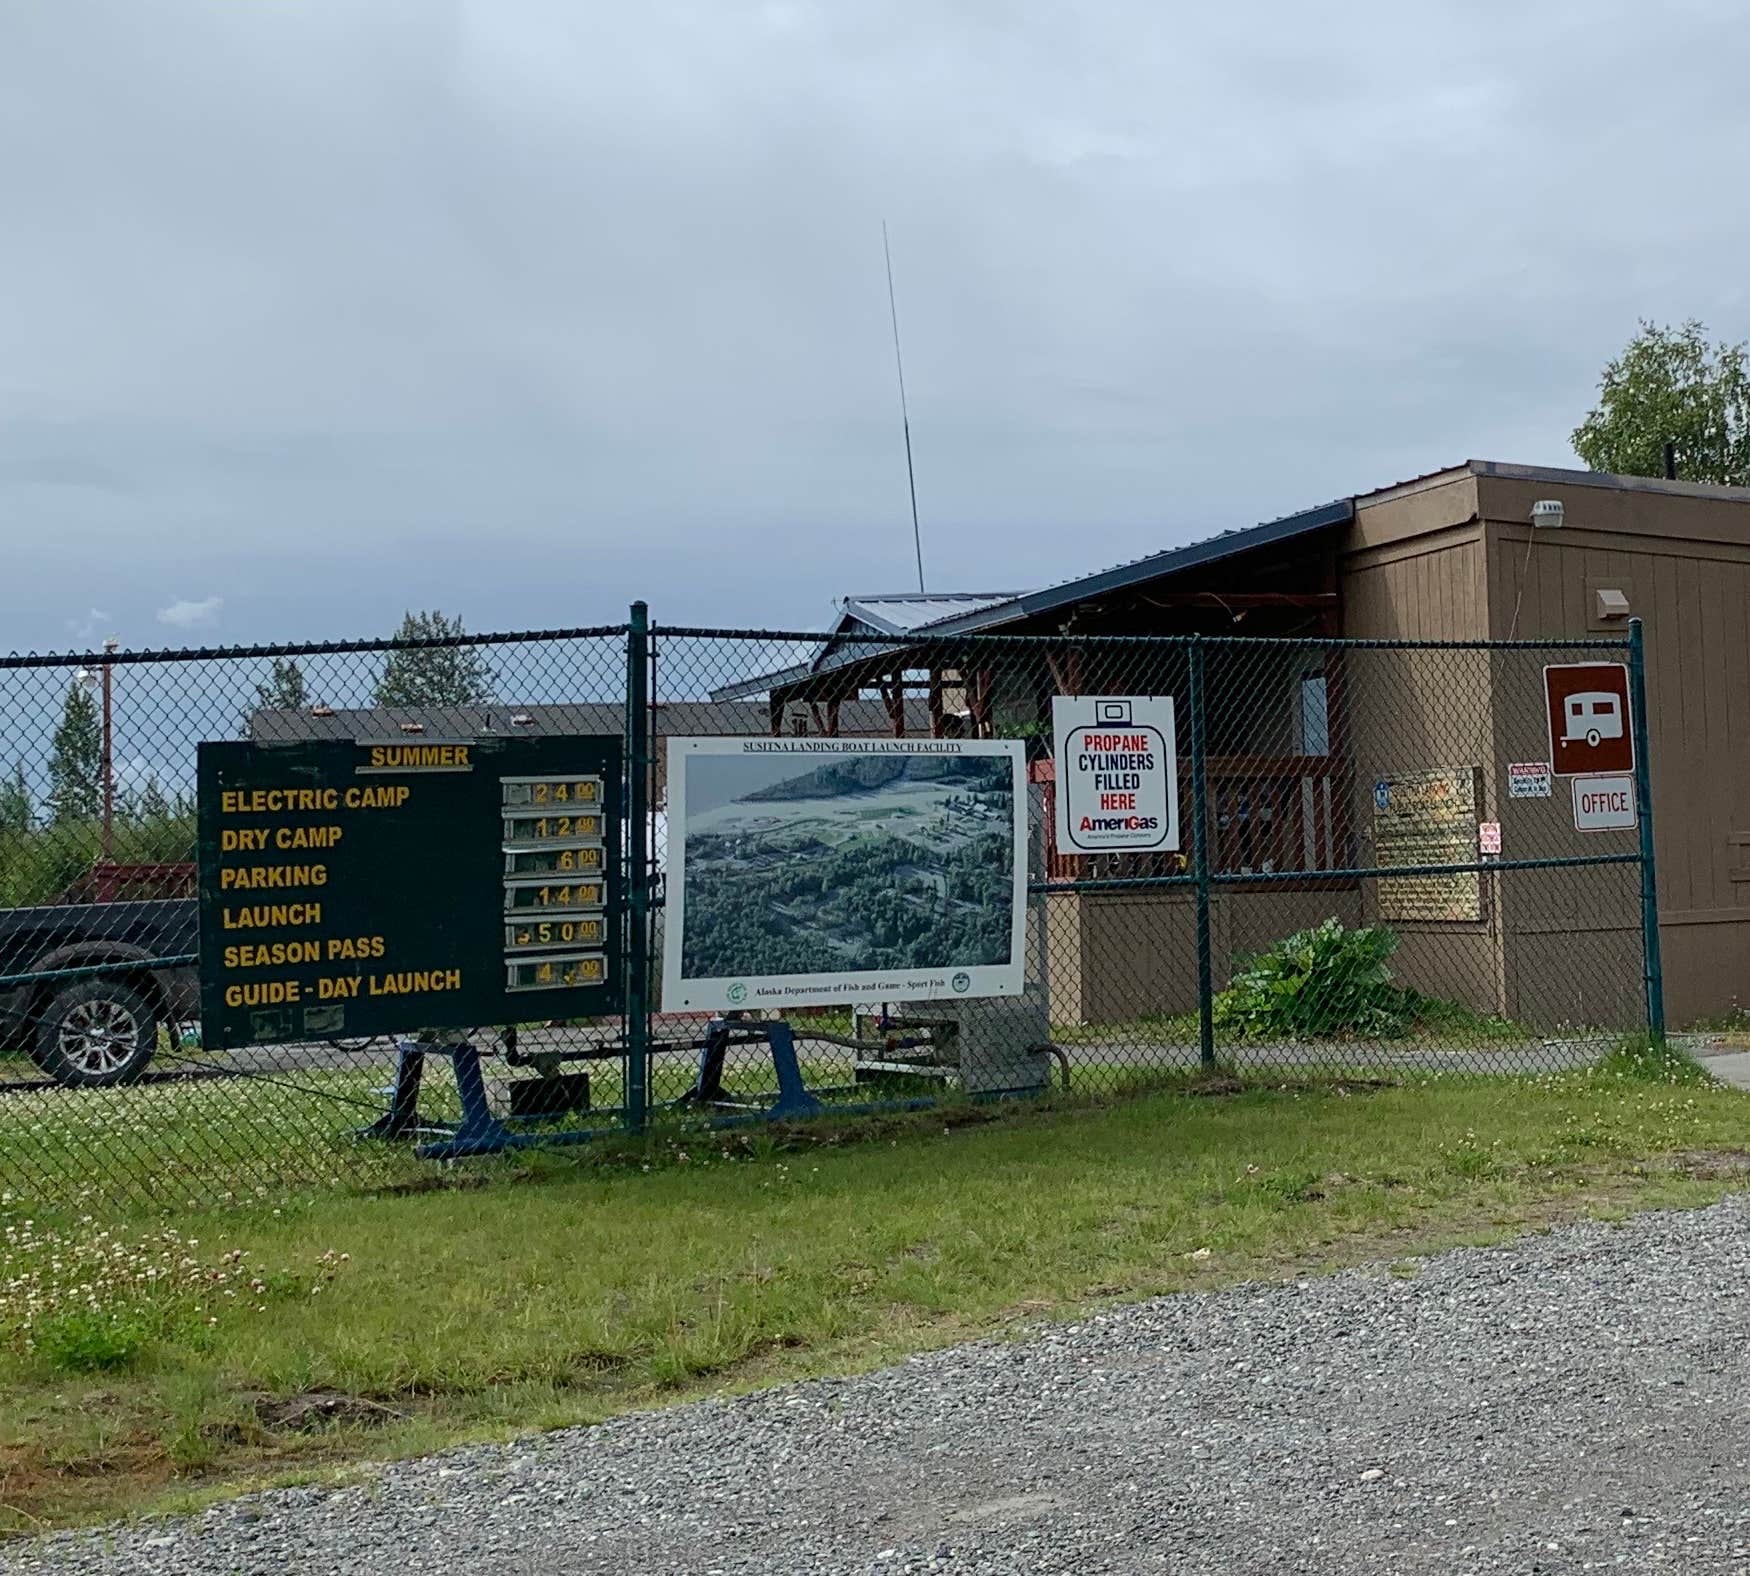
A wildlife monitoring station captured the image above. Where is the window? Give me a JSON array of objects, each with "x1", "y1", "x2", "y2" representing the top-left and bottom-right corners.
[{"x1": 1297, "y1": 673, "x2": 1329, "y2": 756}]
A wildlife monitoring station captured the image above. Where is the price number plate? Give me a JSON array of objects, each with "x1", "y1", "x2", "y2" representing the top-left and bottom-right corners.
[
  {"x1": 502, "y1": 811, "x2": 605, "y2": 845},
  {"x1": 504, "y1": 878, "x2": 607, "y2": 914},
  {"x1": 504, "y1": 915, "x2": 608, "y2": 951},
  {"x1": 501, "y1": 776, "x2": 602, "y2": 808},
  {"x1": 504, "y1": 843, "x2": 605, "y2": 877},
  {"x1": 506, "y1": 952, "x2": 607, "y2": 991}
]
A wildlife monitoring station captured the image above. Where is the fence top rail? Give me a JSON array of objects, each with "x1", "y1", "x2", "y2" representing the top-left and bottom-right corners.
[
  {"x1": 650, "y1": 623, "x2": 1634, "y2": 653},
  {"x1": 1, "y1": 625, "x2": 632, "y2": 671}
]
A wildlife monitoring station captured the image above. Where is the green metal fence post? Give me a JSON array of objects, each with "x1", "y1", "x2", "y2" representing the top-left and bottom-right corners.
[
  {"x1": 1627, "y1": 616, "x2": 1665, "y2": 1043},
  {"x1": 1187, "y1": 636, "x2": 1215, "y2": 1068},
  {"x1": 624, "y1": 602, "x2": 652, "y2": 1131}
]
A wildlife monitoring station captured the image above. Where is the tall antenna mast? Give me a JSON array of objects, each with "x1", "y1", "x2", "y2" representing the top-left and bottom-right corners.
[{"x1": 882, "y1": 220, "x2": 926, "y2": 594}]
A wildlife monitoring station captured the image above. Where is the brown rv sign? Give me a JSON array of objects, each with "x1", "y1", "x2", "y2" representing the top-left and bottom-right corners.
[{"x1": 1544, "y1": 663, "x2": 1633, "y2": 778}]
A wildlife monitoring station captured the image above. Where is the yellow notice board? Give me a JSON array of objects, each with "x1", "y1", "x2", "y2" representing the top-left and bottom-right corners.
[{"x1": 1371, "y1": 767, "x2": 1481, "y2": 922}]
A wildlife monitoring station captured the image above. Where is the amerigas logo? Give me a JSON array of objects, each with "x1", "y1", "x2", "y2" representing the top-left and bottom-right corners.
[{"x1": 1080, "y1": 813, "x2": 1161, "y2": 833}]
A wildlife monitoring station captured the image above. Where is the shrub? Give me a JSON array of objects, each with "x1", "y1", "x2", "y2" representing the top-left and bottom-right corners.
[
  {"x1": 1213, "y1": 919, "x2": 1416, "y2": 1041},
  {"x1": 32, "y1": 1308, "x2": 152, "y2": 1374}
]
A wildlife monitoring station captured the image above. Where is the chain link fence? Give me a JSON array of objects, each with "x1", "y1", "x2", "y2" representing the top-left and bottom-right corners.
[
  {"x1": 0, "y1": 628, "x2": 628, "y2": 1210},
  {"x1": 0, "y1": 619, "x2": 1655, "y2": 1213}
]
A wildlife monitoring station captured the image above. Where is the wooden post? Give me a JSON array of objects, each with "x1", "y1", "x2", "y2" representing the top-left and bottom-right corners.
[
  {"x1": 882, "y1": 672, "x2": 906, "y2": 737},
  {"x1": 968, "y1": 668, "x2": 994, "y2": 738}
]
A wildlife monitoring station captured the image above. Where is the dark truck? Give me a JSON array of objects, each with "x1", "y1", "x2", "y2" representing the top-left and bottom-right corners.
[{"x1": 0, "y1": 865, "x2": 199, "y2": 1087}]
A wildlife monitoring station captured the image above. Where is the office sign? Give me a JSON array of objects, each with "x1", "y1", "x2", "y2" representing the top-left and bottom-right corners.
[
  {"x1": 1544, "y1": 663, "x2": 1633, "y2": 778},
  {"x1": 1050, "y1": 695, "x2": 1178, "y2": 854},
  {"x1": 198, "y1": 735, "x2": 622, "y2": 1049},
  {"x1": 1572, "y1": 774, "x2": 1637, "y2": 832}
]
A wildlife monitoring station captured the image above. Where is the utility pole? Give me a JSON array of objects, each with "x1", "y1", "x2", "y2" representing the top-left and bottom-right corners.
[{"x1": 883, "y1": 221, "x2": 926, "y2": 594}]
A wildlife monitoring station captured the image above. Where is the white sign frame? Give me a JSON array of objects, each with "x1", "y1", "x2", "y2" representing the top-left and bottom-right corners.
[
  {"x1": 1571, "y1": 773, "x2": 1638, "y2": 833},
  {"x1": 1050, "y1": 695, "x2": 1179, "y2": 855},
  {"x1": 662, "y1": 736, "x2": 1028, "y2": 1013}
]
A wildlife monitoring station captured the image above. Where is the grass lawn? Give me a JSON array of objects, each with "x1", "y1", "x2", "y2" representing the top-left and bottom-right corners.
[{"x1": 1, "y1": 1051, "x2": 1747, "y2": 1533}]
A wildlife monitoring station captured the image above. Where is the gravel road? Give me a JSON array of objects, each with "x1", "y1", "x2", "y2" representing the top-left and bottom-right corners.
[{"x1": 8, "y1": 1196, "x2": 1750, "y2": 1575}]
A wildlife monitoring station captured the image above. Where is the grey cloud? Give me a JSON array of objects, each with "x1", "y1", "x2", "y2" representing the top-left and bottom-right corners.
[{"x1": 1, "y1": 0, "x2": 1747, "y2": 651}]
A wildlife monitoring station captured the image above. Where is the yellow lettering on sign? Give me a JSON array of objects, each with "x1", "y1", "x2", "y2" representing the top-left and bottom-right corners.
[
  {"x1": 275, "y1": 824, "x2": 343, "y2": 850},
  {"x1": 223, "y1": 980, "x2": 302, "y2": 1007},
  {"x1": 219, "y1": 864, "x2": 328, "y2": 891},
  {"x1": 364, "y1": 745, "x2": 471, "y2": 770},
  {"x1": 221, "y1": 788, "x2": 340, "y2": 814},
  {"x1": 366, "y1": 969, "x2": 462, "y2": 997},
  {"x1": 221, "y1": 903, "x2": 323, "y2": 929},
  {"x1": 343, "y1": 785, "x2": 412, "y2": 810},
  {"x1": 223, "y1": 941, "x2": 323, "y2": 968},
  {"x1": 325, "y1": 935, "x2": 385, "y2": 961}
]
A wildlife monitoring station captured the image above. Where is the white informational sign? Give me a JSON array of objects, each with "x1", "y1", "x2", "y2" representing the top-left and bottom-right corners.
[
  {"x1": 1478, "y1": 821, "x2": 1502, "y2": 855},
  {"x1": 1572, "y1": 774, "x2": 1638, "y2": 833},
  {"x1": 662, "y1": 736, "x2": 1028, "y2": 1013},
  {"x1": 1507, "y1": 761, "x2": 1552, "y2": 799},
  {"x1": 1049, "y1": 695, "x2": 1178, "y2": 855}
]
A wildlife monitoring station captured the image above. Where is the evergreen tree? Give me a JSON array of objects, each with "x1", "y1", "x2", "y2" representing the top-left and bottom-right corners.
[
  {"x1": 255, "y1": 656, "x2": 309, "y2": 710},
  {"x1": 0, "y1": 762, "x2": 30, "y2": 832},
  {"x1": 137, "y1": 775, "x2": 171, "y2": 822},
  {"x1": 242, "y1": 656, "x2": 312, "y2": 737},
  {"x1": 374, "y1": 610, "x2": 495, "y2": 707},
  {"x1": 47, "y1": 682, "x2": 102, "y2": 823}
]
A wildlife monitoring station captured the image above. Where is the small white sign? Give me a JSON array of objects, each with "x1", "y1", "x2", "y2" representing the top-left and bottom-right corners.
[
  {"x1": 1478, "y1": 821, "x2": 1502, "y2": 855},
  {"x1": 1571, "y1": 774, "x2": 1637, "y2": 832},
  {"x1": 1507, "y1": 761, "x2": 1552, "y2": 799},
  {"x1": 1050, "y1": 695, "x2": 1178, "y2": 854}
]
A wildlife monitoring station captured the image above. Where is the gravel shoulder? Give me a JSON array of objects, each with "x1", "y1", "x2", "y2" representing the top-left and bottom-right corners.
[{"x1": 7, "y1": 1196, "x2": 1750, "y2": 1575}]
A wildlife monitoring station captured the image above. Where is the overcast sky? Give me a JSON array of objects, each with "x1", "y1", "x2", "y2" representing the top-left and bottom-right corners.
[{"x1": 3, "y1": 0, "x2": 1747, "y2": 654}]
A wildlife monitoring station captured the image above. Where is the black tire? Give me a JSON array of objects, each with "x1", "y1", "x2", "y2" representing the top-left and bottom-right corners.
[{"x1": 32, "y1": 979, "x2": 157, "y2": 1089}]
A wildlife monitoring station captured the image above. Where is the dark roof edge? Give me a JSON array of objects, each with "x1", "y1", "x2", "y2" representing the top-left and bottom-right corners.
[
  {"x1": 914, "y1": 497, "x2": 1355, "y2": 635},
  {"x1": 1466, "y1": 459, "x2": 1750, "y2": 506},
  {"x1": 1357, "y1": 459, "x2": 1750, "y2": 508}
]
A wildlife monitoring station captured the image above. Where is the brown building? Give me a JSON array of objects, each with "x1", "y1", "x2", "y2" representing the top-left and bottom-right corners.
[{"x1": 715, "y1": 461, "x2": 1750, "y2": 1028}]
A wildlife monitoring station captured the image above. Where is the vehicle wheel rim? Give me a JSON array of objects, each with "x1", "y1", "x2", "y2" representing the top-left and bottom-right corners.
[{"x1": 58, "y1": 1000, "x2": 141, "y2": 1076}]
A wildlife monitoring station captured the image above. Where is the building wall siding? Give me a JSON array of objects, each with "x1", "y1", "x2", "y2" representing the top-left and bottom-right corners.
[
  {"x1": 1340, "y1": 489, "x2": 1503, "y2": 1013},
  {"x1": 1479, "y1": 473, "x2": 1750, "y2": 1023}
]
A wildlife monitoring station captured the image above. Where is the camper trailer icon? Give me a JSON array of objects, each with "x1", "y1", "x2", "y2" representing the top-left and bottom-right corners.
[
  {"x1": 1563, "y1": 691, "x2": 1624, "y2": 750},
  {"x1": 1543, "y1": 662, "x2": 1634, "y2": 777}
]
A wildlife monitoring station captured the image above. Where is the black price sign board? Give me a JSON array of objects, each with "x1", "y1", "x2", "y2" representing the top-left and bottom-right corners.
[{"x1": 197, "y1": 735, "x2": 622, "y2": 1049}]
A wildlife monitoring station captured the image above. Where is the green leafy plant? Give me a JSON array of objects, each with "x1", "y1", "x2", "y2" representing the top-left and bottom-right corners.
[
  {"x1": 1, "y1": 1216, "x2": 349, "y2": 1375},
  {"x1": 32, "y1": 1308, "x2": 153, "y2": 1374},
  {"x1": 1573, "y1": 319, "x2": 1750, "y2": 486},
  {"x1": 1213, "y1": 919, "x2": 1417, "y2": 1041},
  {"x1": 1597, "y1": 1034, "x2": 1711, "y2": 1086}
]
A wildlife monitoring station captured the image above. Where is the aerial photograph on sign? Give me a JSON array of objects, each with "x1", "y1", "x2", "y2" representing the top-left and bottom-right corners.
[{"x1": 663, "y1": 737, "x2": 1027, "y2": 1011}]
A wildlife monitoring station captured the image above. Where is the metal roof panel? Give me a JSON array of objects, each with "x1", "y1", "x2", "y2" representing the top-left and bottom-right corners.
[{"x1": 904, "y1": 497, "x2": 1354, "y2": 635}]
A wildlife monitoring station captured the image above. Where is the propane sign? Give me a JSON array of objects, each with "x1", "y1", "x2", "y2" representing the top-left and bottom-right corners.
[{"x1": 1051, "y1": 696, "x2": 1178, "y2": 854}]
